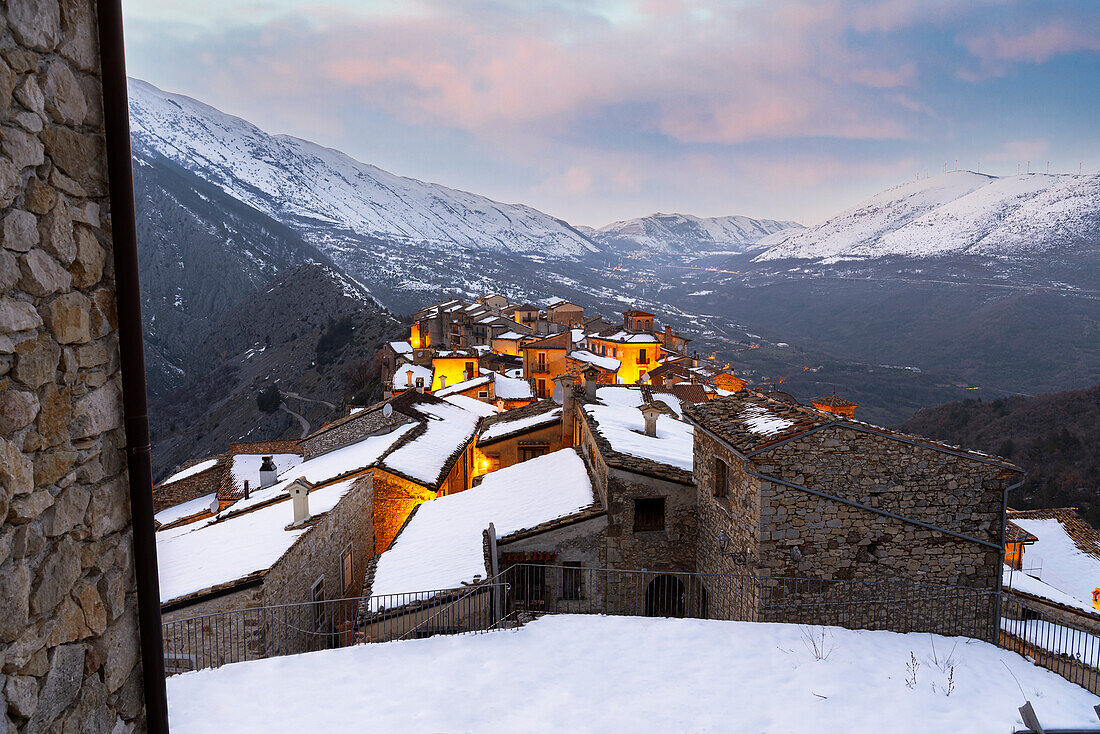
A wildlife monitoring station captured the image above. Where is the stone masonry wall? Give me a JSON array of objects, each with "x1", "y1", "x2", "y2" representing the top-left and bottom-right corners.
[
  {"x1": 0, "y1": 1, "x2": 147, "y2": 732},
  {"x1": 151, "y1": 459, "x2": 221, "y2": 513},
  {"x1": 755, "y1": 426, "x2": 1009, "y2": 590},
  {"x1": 694, "y1": 435, "x2": 759, "y2": 578},
  {"x1": 372, "y1": 469, "x2": 434, "y2": 555},
  {"x1": 261, "y1": 474, "x2": 375, "y2": 654}
]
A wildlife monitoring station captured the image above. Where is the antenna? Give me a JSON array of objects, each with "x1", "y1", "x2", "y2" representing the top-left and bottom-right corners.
[
  {"x1": 1046, "y1": 161, "x2": 1050, "y2": 174},
  {"x1": 1027, "y1": 160, "x2": 1030, "y2": 174},
  {"x1": 976, "y1": 160, "x2": 980, "y2": 173}
]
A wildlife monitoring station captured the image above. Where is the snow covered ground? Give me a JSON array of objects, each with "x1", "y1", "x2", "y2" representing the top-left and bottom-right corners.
[{"x1": 166, "y1": 615, "x2": 1099, "y2": 733}]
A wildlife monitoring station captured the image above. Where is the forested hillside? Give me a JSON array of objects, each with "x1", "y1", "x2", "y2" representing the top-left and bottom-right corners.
[{"x1": 898, "y1": 385, "x2": 1100, "y2": 526}]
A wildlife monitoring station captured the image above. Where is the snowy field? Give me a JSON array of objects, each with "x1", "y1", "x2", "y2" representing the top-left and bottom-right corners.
[{"x1": 166, "y1": 615, "x2": 1098, "y2": 733}]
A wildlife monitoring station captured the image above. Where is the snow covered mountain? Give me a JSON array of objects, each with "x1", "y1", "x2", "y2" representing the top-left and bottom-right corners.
[
  {"x1": 754, "y1": 171, "x2": 1100, "y2": 263},
  {"x1": 127, "y1": 79, "x2": 598, "y2": 259},
  {"x1": 595, "y1": 212, "x2": 801, "y2": 254}
]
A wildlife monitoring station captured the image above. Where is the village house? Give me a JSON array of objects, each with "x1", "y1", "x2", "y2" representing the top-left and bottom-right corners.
[
  {"x1": 681, "y1": 392, "x2": 1021, "y2": 599},
  {"x1": 431, "y1": 349, "x2": 481, "y2": 391},
  {"x1": 435, "y1": 371, "x2": 535, "y2": 410},
  {"x1": 1002, "y1": 508, "x2": 1100, "y2": 627},
  {"x1": 586, "y1": 329, "x2": 664, "y2": 385},
  {"x1": 474, "y1": 400, "x2": 564, "y2": 476},
  {"x1": 523, "y1": 331, "x2": 573, "y2": 398},
  {"x1": 152, "y1": 440, "x2": 303, "y2": 514},
  {"x1": 490, "y1": 330, "x2": 533, "y2": 356},
  {"x1": 546, "y1": 298, "x2": 585, "y2": 328},
  {"x1": 376, "y1": 340, "x2": 414, "y2": 384}
]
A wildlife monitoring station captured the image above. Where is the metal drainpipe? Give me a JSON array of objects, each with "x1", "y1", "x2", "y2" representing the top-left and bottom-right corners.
[
  {"x1": 995, "y1": 476, "x2": 1026, "y2": 642},
  {"x1": 96, "y1": 2, "x2": 170, "y2": 731}
]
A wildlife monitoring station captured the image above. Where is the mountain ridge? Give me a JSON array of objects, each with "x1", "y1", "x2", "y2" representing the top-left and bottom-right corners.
[{"x1": 754, "y1": 170, "x2": 1100, "y2": 263}]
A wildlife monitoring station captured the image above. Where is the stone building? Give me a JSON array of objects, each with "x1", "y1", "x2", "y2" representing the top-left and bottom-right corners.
[
  {"x1": 158, "y1": 474, "x2": 375, "y2": 671},
  {"x1": 474, "y1": 400, "x2": 563, "y2": 476},
  {"x1": 0, "y1": 0, "x2": 157, "y2": 729},
  {"x1": 682, "y1": 392, "x2": 1019, "y2": 594}
]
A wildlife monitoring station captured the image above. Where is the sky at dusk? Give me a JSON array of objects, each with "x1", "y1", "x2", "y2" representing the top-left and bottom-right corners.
[{"x1": 122, "y1": 0, "x2": 1100, "y2": 227}]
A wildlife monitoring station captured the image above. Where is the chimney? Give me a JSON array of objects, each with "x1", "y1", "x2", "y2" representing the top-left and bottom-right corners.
[
  {"x1": 552, "y1": 373, "x2": 575, "y2": 449},
  {"x1": 583, "y1": 365, "x2": 600, "y2": 400},
  {"x1": 243, "y1": 480, "x2": 250, "y2": 500},
  {"x1": 286, "y1": 479, "x2": 312, "y2": 527},
  {"x1": 259, "y1": 456, "x2": 278, "y2": 488},
  {"x1": 439, "y1": 375, "x2": 448, "y2": 389},
  {"x1": 639, "y1": 403, "x2": 662, "y2": 437},
  {"x1": 406, "y1": 369, "x2": 414, "y2": 386}
]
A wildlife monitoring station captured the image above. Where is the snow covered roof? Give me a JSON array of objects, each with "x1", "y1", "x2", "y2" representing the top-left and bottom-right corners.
[
  {"x1": 369, "y1": 449, "x2": 596, "y2": 598},
  {"x1": 157, "y1": 477, "x2": 360, "y2": 604},
  {"x1": 1003, "y1": 509, "x2": 1100, "y2": 614},
  {"x1": 434, "y1": 374, "x2": 492, "y2": 397},
  {"x1": 591, "y1": 330, "x2": 661, "y2": 344},
  {"x1": 379, "y1": 399, "x2": 482, "y2": 486},
  {"x1": 154, "y1": 492, "x2": 218, "y2": 528},
  {"x1": 479, "y1": 401, "x2": 561, "y2": 445},
  {"x1": 229, "y1": 453, "x2": 302, "y2": 494},
  {"x1": 442, "y1": 394, "x2": 499, "y2": 418},
  {"x1": 159, "y1": 458, "x2": 218, "y2": 486},
  {"x1": 494, "y1": 331, "x2": 528, "y2": 341},
  {"x1": 392, "y1": 363, "x2": 433, "y2": 390},
  {"x1": 388, "y1": 341, "x2": 413, "y2": 355},
  {"x1": 582, "y1": 388, "x2": 694, "y2": 480},
  {"x1": 493, "y1": 372, "x2": 533, "y2": 400},
  {"x1": 568, "y1": 349, "x2": 620, "y2": 372},
  {"x1": 221, "y1": 423, "x2": 417, "y2": 518}
]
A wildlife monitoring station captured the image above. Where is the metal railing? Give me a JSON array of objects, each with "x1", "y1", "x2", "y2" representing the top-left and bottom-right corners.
[
  {"x1": 495, "y1": 565, "x2": 998, "y2": 640},
  {"x1": 1000, "y1": 593, "x2": 1100, "y2": 694},
  {"x1": 162, "y1": 583, "x2": 507, "y2": 675}
]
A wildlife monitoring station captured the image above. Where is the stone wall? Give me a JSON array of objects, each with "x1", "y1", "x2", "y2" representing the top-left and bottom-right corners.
[
  {"x1": 298, "y1": 410, "x2": 410, "y2": 458},
  {"x1": 261, "y1": 474, "x2": 374, "y2": 654},
  {"x1": 754, "y1": 426, "x2": 1008, "y2": 589},
  {"x1": 371, "y1": 469, "x2": 433, "y2": 555},
  {"x1": 151, "y1": 458, "x2": 222, "y2": 513},
  {"x1": 0, "y1": 1, "x2": 147, "y2": 731},
  {"x1": 475, "y1": 422, "x2": 563, "y2": 474},
  {"x1": 160, "y1": 584, "x2": 263, "y2": 672}
]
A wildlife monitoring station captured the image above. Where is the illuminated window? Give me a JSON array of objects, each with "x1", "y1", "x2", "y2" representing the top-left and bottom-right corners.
[{"x1": 633, "y1": 497, "x2": 665, "y2": 532}]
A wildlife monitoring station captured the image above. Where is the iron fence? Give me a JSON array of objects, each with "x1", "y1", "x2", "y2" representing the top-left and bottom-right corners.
[
  {"x1": 495, "y1": 564, "x2": 998, "y2": 639},
  {"x1": 162, "y1": 582, "x2": 508, "y2": 675},
  {"x1": 164, "y1": 565, "x2": 1100, "y2": 697},
  {"x1": 1000, "y1": 594, "x2": 1100, "y2": 695}
]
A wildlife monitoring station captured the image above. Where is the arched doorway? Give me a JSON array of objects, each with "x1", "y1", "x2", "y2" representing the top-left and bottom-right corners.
[{"x1": 645, "y1": 575, "x2": 686, "y2": 618}]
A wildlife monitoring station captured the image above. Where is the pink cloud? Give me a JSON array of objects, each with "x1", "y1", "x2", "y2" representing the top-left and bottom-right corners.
[{"x1": 965, "y1": 22, "x2": 1100, "y2": 63}]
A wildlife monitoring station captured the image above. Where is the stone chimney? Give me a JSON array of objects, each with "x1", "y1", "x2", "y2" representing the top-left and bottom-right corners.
[
  {"x1": 583, "y1": 365, "x2": 600, "y2": 400},
  {"x1": 439, "y1": 375, "x2": 448, "y2": 389},
  {"x1": 286, "y1": 479, "x2": 312, "y2": 527},
  {"x1": 639, "y1": 403, "x2": 662, "y2": 437},
  {"x1": 552, "y1": 373, "x2": 575, "y2": 448},
  {"x1": 259, "y1": 455, "x2": 278, "y2": 488}
]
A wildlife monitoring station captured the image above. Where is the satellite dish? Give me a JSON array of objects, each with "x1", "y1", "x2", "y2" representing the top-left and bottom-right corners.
[
  {"x1": 382, "y1": 404, "x2": 393, "y2": 419},
  {"x1": 208, "y1": 498, "x2": 220, "y2": 514},
  {"x1": 551, "y1": 383, "x2": 564, "y2": 405}
]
